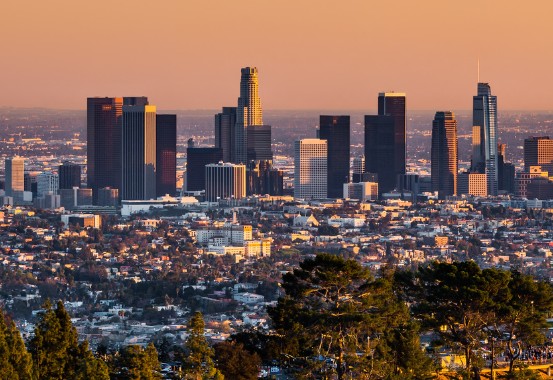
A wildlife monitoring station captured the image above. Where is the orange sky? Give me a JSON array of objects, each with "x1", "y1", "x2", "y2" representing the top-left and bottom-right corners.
[{"x1": 1, "y1": 0, "x2": 552, "y2": 111}]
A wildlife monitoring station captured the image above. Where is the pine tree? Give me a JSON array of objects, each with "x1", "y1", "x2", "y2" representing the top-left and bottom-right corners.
[
  {"x1": 182, "y1": 311, "x2": 223, "y2": 380},
  {"x1": 109, "y1": 343, "x2": 162, "y2": 380},
  {"x1": 268, "y1": 253, "x2": 409, "y2": 380},
  {"x1": 28, "y1": 299, "x2": 92, "y2": 380},
  {"x1": 75, "y1": 357, "x2": 110, "y2": 380},
  {"x1": 213, "y1": 341, "x2": 259, "y2": 380},
  {"x1": 0, "y1": 308, "x2": 35, "y2": 380}
]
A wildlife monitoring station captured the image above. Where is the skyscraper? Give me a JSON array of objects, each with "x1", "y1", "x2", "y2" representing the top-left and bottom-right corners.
[
  {"x1": 365, "y1": 93, "x2": 406, "y2": 195},
  {"x1": 87, "y1": 97, "x2": 123, "y2": 204},
  {"x1": 215, "y1": 107, "x2": 237, "y2": 163},
  {"x1": 186, "y1": 139, "x2": 223, "y2": 192},
  {"x1": 319, "y1": 115, "x2": 350, "y2": 198},
  {"x1": 247, "y1": 125, "x2": 273, "y2": 163},
  {"x1": 294, "y1": 139, "x2": 327, "y2": 199},
  {"x1": 365, "y1": 115, "x2": 396, "y2": 195},
  {"x1": 235, "y1": 67, "x2": 263, "y2": 164},
  {"x1": 5, "y1": 157, "x2": 24, "y2": 197},
  {"x1": 524, "y1": 136, "x2": 553, "y2": 174},
  {"x1": 205, "y1": 162, "x2": 246, "y2": 202},
  {"x1": 37, "y1": 173, "x2": 59, "y2": 197},
  {"x1": 431, "y1": 111, "x2": 458, "y2": 199},
  {"x1": 58, "y1": 162, "x2": 81, "y2": 190},
  {"x1": 246, "y1": 160, "x2": 284, "y2": 196},
  {"x1": 121, "y1": 104, "x2": 157, "y2": 200},
  {"x1": 472, "y1": 83, "x2": 498, "y2": 196},
  {"x1": 156, "y1": 114, "x2": 177, "y2": 197}
]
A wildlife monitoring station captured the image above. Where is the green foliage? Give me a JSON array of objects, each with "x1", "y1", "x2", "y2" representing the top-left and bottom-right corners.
[
  {"x1": 109, "y1": 343, "x2": 162, "y2": 380},
  {"x1": 317, "y1": 225, "x2": 340, "y2": 236},
  {"x1": 213, "y1": 341, "x2": 260, "y2": 380},
  {"x1": 75, "y1": 357, "x2": 109, "y2": 380},
  {"x1": 373, "y1": 322, "x2": 435, "y2": 380},
  {"x1": 28, "y1": 299, "x2": 92, "y2": 380},
  {"x1": 498, "y1": 271, "x2": 553, "y2": 371},
  {"x1": 409, "y1": 261, "x2": 510, "y2": 372},
  {"x1": 268, "y1": 253, "x2": 410, "y2": 380},
  {"x1": 182, "y1": 311, "x2": 222, "y2": 380},
  {"x1": 0, "y1": 309, "x2": 35, "y2": 380}
]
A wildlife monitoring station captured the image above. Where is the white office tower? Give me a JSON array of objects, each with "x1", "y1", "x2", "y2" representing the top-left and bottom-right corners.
[
  {"x1": 37, "y1": 172, "x2": 59, "y2": 197},
  {"x1": 5, "y1": 157, "x2": 24, "y2": 196},
  {"x1": 205, "y1": 162, "x2": 246, "y2": 202},
  {"x1": 294, "y1": 139, "x2": 328, "y2": 199},
  {"x1": 235, "y1": 67, "x2": 263, "y2": 164},
  {"x1": 122, "y1": 105, "x2": 157, "y2": 200}
]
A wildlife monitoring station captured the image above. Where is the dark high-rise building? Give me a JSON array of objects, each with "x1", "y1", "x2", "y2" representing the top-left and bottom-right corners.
[
  {"x1": 354, "y1": 172, "x2": 378, "y2": 184},
  {"x1": 246, "y1": 160, "x2": 283, "y2": 196},
  {"x1": 498, "y1": 143, "x2": 506, "y2": 191},
  {"x1": 503, "y1": 163, "x2": 516, "y2": 194},
  {"x1": 186, "y1": 140, "x2": 223, "y2": 192},
  {"x1": 524, "y1": 136, "x2": 553, "y2": 174},
  {"x1": 215, "y1": 107, "x2": 237, "y2": 163},
  {"x1": 365, "y1": 93, "x2": 406, "y2": 195},
  {"x1": 88, "y1": 97, "x2": 149, "y2": 204},
  {"x1": 527, "y1": 177, "x2": 553, "y2": 200},
  {"x1": 123, "y1": 97, "x2": 149, "y2": 106},
  {"x1": 247, "y1": 125, "x2": 273, "y2": 163},
  {"x1": 319, "y1": 115, "x2": 350, "y2": 198},
  {"x1": 121, "y1": 105, "x2": 157, "y2": 200},
  {"x1": 431, "y1": 111, "x2": 458, "y2": 199},
  {"x1": 98, "y1": 187, "x2": 119, "y2": 207},
  {"x1": 156, "y1": 114, "x2": 177, "y2": 197},
  {"x1": 87, "y1": 97, "x2": 123, "y2": 204},
  {"x1": 58, "y1": 162, "x2": 81, "y2": 190},
  {"x1": 365, "y1": 115, "x2": 396, "y2": 195}
]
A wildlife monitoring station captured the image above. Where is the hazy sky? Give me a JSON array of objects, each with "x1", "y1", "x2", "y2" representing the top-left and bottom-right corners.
[{"x1": 1, "y1": 0, "x2": 552, "y2": 111}]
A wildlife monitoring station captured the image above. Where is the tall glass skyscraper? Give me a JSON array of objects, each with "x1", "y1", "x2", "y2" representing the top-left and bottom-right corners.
[
  {"x1": 431, "y1": 111, "x2": 458, "y2": 199},
  {"x1": 121, "y1": 104, "x2": 157, "y2": 200},
  {"x1": 319, "y1": 115, "x2": 350, "y2": 198},
  {"x1": 472, "y1": 83, "x2": 498, "y2": 196},
  {"x1": 156, "y1": 114, "x2": 177, "y2": 197},
  {"x1": 235, "y1": 67, "x2": 263, "y2": 164},
  {"x1": 365, "y1": 92, "x2": 406, "y2": 195}
]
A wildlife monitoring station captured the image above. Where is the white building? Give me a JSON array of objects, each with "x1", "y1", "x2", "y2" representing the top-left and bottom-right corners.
[
  {"x1": 196, "y1": 223, "x2": 252, "y2": 245},
  {"x1": 121, "y1": 195, "x2": 199, "y2": 217},
  {"x1": 233, "y1": 292, "x2": 265, "y2": 304},
  {"x1": 294, "y1": 139, "x2": 327, "y2": 199},
  {"x1": 343, "y1": 182, "x2": 378, "y2": 201},
  {"x1": 205, "y1": 162, "x2": 246, "y2": 202},
  {"x1": 37, "y1": 173, "x2": 59, "y2": 197}
]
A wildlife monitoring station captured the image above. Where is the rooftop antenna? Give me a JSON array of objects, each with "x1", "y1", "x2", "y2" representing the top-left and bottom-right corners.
[{"x1": 477, "y1": 57, "x2": 480, "y2": 83}]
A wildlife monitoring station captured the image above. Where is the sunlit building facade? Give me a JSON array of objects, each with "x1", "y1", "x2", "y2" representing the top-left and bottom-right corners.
[{"x1": 294, "y1": 139, "x2": 327, "y2": 199}]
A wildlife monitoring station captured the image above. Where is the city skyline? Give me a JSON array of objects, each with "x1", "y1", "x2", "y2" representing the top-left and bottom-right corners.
[{"x1": 1, "y1": 1, "x2": 552, "y2": 111}]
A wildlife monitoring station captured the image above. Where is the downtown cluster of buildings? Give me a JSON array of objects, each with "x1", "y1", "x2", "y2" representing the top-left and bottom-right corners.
[{"x1": 3, "y1": 67, "x2": 553, "y2": 215}]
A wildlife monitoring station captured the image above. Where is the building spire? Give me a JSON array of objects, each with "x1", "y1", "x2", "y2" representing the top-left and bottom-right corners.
[{"x1": 477, "y1": 57, "x2": 480, "y2": 83}]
